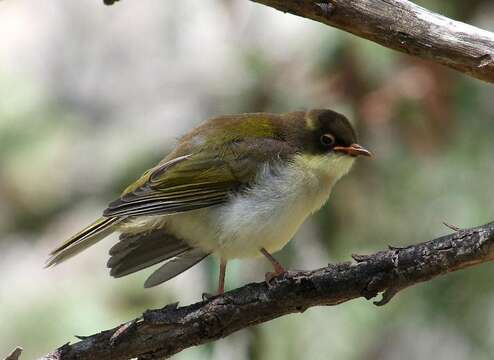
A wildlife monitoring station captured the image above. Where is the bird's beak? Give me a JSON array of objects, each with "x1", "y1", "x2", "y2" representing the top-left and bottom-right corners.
[{"x1": 334, "y1": 143, "x2": 373, "y2": 158}]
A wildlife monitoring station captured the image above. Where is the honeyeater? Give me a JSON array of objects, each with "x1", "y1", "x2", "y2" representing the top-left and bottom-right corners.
[{"x1": 46, "y1": 109, "x2": 371, "y2": 293}]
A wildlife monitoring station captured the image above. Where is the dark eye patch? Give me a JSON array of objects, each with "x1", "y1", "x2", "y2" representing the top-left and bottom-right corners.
[{"x1": 317, "y1": 110, "x2": 357, "y2": 147}]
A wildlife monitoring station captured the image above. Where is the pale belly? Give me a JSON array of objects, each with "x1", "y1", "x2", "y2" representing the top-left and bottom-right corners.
[
  {"x1": 165, "y1": 186, "x2": 322, "y2": 259},
  {"x1": 159, "y1": 155, "x2": 355, "y2": 260}
]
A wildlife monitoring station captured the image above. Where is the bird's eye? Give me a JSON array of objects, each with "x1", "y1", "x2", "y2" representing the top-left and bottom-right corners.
[{"x1": 320, "y1": 134, "x2": 336, "y2": 147}]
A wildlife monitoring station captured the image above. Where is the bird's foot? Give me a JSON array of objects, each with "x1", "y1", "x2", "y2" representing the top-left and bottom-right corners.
[
  {"x1": 260, "y1": 247, "x2": 286, "y2": 287},
  {"x1": 202, "y1": 280, "x2": 226, "y2": 301},
  {"x1": 202, "y1": 292, "x2": 220, "y2": 301},
  {"x1": 264, "y1": 265, "x2": 286, "y2": 287}
]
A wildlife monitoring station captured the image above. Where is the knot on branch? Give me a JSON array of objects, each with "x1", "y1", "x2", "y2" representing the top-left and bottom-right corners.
[{"x1": 353, "y1": 247, "x2": 411, "y2": 306}]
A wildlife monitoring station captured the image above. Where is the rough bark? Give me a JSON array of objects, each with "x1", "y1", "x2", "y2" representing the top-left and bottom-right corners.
[
  {"x1": 38, "y1": 221, "x2": 494, "y2": 360},
  {"x1": 251, "y1": 0, "x2": 494, "y2": 83},
  {"x1": 103, "y1": 0, "x2": 494, "y2": 83}
]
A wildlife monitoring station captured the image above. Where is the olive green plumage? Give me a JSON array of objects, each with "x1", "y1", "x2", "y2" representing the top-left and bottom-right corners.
[{"x1": 46, "y1": 109, "x2": 370, "y2": 289}]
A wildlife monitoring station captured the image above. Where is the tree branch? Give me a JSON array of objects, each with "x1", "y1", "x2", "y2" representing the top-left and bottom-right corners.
[
  {"x1": 252, "y1": 0, "x2": 494, "y2": 83},
  {"x1": 3, "y1": 348, "x2": 22, "y2": 360},
  {"x1": 103, "y1": 0, "x2": 494, "y2": 84},
  {"x1": 40, "y1": 221, "x2": 494, "y2": 360}
]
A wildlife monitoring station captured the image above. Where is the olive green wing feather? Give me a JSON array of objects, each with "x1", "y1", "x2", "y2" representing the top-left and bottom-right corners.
[{"x1": 103, "y1": 138, "x2": 292, "y2": 218}]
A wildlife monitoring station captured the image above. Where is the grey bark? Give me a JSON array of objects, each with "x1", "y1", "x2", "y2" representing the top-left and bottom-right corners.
[
  {"x1": 250, "y1": 0, "x2": 494, "y2": 83},
  {"x1": 39, "y1": 221, "x2": 494, "y2": 360},
  {"x1": 104, "y1": 0, "x2": 494, "y2": 83}
]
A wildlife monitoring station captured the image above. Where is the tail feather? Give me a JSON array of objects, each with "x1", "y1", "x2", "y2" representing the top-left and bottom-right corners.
[
  {"x1": 108, "y1": 230, "x2": 192, "y2": 278},
  {"x1": 47, "y1": 217, "x2": 207, "y2": 288},
  {"x1": 144, "y1": 248, "x2": 209, "y2": 288},
  {"x1": 46, "y1": 217, "x2": 121, "y2": 267}
]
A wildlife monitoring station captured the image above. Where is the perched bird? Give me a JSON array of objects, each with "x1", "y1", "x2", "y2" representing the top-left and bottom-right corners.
[{"x1": 46, "y1": 109, "x2": 371, "y2": 293}]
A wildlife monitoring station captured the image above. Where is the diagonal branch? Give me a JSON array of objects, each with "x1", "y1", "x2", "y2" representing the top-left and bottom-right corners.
[
  {"x1": 250, "y1": 0, "x2": 494, "y2": 83},
  {"x1": 40, "y1": 221, "x2": 494, "y2": 360},
  {"x1": 103, "y1": 0, "x2": 494, "y2": 84}
]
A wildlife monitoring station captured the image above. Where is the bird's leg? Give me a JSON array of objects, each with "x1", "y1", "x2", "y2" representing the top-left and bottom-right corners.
[
  {"x1": 202, "y1": 259, "x2": 228, "y2": 300},
  {"x1": 217, "y1": 259, "x2": 227, "y2": 295},
  {"x1": 260, "y1": 247, "x2": 286, "y2": 284}
]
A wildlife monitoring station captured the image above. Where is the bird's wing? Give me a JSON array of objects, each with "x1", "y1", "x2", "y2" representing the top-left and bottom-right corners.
[{"x1": 103, "y1": 138, "x2": 295, "y2": 217}]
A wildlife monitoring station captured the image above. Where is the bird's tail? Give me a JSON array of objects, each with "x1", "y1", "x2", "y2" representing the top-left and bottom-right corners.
[{"x1": 46, "y1": 216, "x2": 122, "y2": 267}]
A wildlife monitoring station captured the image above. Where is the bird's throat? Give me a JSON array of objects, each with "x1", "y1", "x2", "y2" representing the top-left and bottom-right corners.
[{"x1": 292, "y1": 153, "x2": 355, "y2": 184}]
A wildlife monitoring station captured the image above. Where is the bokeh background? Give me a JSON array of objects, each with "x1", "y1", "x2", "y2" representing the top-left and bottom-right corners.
[{"x1": 1, "y1": 0, "x2": 494, "y2": 359}]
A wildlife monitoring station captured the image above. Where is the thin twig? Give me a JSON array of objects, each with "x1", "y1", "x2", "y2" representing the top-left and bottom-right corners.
[{"x1": 3, "y1": 347, "x2": 22, "y2": 360}]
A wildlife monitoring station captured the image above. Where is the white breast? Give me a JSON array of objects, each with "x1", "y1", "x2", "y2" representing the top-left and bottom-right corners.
[{"x1": 163, "y1": 154, "x2": 355, "y2": 260}]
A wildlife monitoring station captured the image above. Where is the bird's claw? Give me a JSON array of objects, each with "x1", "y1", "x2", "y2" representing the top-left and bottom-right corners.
[
  {"x1": 264, "y1": 270, "x2": 286, "y2": 287},
  {"x1": 202, "y1": 292, "x2": 217, "y2": 301}
]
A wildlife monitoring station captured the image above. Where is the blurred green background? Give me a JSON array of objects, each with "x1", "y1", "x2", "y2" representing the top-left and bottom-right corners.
[{"x1": 1, "y1": 0, "x2": 494, "y2": 359}]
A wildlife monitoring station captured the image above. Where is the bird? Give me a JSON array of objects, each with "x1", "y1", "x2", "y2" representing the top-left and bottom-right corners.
[{"x1": 46, "y1": 109, "x2": 371, "y2": 294}]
